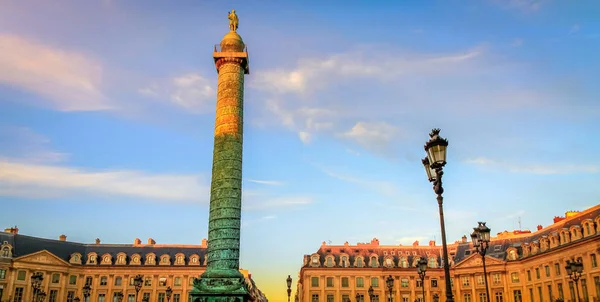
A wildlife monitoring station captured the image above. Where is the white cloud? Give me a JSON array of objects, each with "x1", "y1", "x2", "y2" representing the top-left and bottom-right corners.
[
  {"x1": 465, "y1": 157, "x2": 599, "y2": 175},
  {"x1": 139, "y1": 73, "x2": 215, "y2": 113},
  {"x1": 0, "y1": 34, "x2": 111, "y2": 111},
  {"x1": 0, "y1": 126, "x2": 68, "y2": 163},
  {"x1": 0, "y1": 160, "x2": 210, "y2": 201},
  {"x1": 395, "y1": 236, "x2": 428, "y2": 245},
  {"x1": 298, "y1": 131, "x2": 311, "y2": 144},
  {"x1": 491, "y1": 0, "x2": 547, "y2": 13},
  {"x1": 339, "y1": 121, "x2": 400, "y2": 154},
  {"x1": 242, "y1": 193, "x2": 314, "y2": 211},
  {"x1": 245, "y1": 179, "x2": 284, "y2": 186}
]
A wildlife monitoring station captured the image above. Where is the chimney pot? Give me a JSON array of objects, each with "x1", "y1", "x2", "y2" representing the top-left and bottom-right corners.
[
  {"x1": 59, "y1": 235, "x2": 67, "y2": 241},
  {"x1": 429, "y1": 240, "x2": 436, "y2": 246},
  {"x1": 462, "y1": 235, "x2": 468, "y2": 243},
  {"x1": 201, "y1": 238, "x2": 208, "y2": 247},
  {"x1": 134, "y1": 238, "x2": 142, "y2": 245},
  {"x1": 413, "y1": 240, "x2": 419, "y2": 247},
  {"x1": 536, "y1": 225, "x2": 543, "y2": 231},
  {"x1": 95, "y1": 238, "x2": 101, "y2": 244},
  {"x1": 148, "y1": 238, "x2": 156, "y2": 245}
]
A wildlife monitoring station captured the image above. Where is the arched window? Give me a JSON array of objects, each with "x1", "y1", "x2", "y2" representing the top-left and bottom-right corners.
[
  {"x1": 1, "y1": 247, "x2": 10, "y2": 257},
  {"x1": 370, "y1": 256, "x2": 378, "y2": 268},
  {"x1": 341, "y1": 256, "x2": 348, "y2": 267},
  {"x1": 429, "y1": 257, "x2": 437, "y2": 268},
  {"x1": 356, "y1": 257, "x2": 364, "y2": 268},
  {"x1": 325, "y1": 257, "x2": 333, "y2": 267}
]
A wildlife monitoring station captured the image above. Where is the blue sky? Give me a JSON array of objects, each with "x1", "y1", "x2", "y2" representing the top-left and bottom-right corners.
[{"x1": 1, "y1": 0, "x2": 599, "y2": 300}]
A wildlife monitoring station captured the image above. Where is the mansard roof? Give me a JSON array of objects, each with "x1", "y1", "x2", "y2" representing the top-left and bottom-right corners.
[{"x1": 0, "y1": 232, "x2": 206, "y2": 265}]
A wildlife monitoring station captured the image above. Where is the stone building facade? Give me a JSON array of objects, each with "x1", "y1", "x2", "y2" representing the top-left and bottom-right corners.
[
  {"x1": 296, "y1": 205, "x2": 600, "y2": 302},
  {"x1": 0, "y1": 231, "x2": 267, "y2": 302}
]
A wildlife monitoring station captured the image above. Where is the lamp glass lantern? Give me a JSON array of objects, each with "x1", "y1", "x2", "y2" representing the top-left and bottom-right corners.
[
  {"x1": 565, "y1": 261, "x2": 573, "y2": 275},
  {"x1": 478, "y1": 222, "x2": 491, "y2": 242},
  {"x1": 471, "y1": 230, "x2": 480, "y2": 248},
  {"x1": 166, "y1": 287, "x2": 173, "y2": 299},
  {"x1": 422, "y1": 157, "x2": 436, "y2": 182},
  {"x1": 424, "y1": 129, "x2": 448, "y2": 168},
  {"x1": 286, "y1": 275, "x2": 292, "y2": 288},
  {"x1": 418, "y1": 257, "x2": 428, "y2": 273},
  {"x1": 386, "y1": 275, "x2": 394, "y2": 290},
  {"x1": 368, "y1": 286, "x2": 374, "y2": 297},
  {"x1": 575, "y1": 261, "x2": 584, "y2": 274}
]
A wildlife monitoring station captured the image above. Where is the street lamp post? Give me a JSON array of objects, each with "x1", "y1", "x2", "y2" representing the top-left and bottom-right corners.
[
  {"x1": 286, "y1": 275, "x2": 292, "y2": 302},
  {"x1": 133, "y1": 275, "x2": 143, "y2": 302},
  {"x1": 471, "y1": 222, "x2": 491, "y2": 302},
  {"x1": 386, "y1": 275, "x2": 394, "y2": 302},
  {"x1": 166, "y1": 287, "x2": 173, "y2": 302},
  {"x1": 565, "y1": 259, "x2": 584, "y2": 302},
  {"x1": 422, "y1": 128, "x2": 454, "y2": 302},
  {"x1": 368, "y1": 286, "x2": 374, "y2": 302},
  {"x1": 116, "y1": 292, "x2": 124, "y2": 302},
  {"x1": 82, "y1": 284, "x2": 91, "y2": 302},
  {"x1": 417, "y1": 257, "x2": 428, "y2": 302},
  {"x1": 30, "y1": 272, "x2": 44, "y2": 302},
  {"x1": 36, "y1": 291, "x2": 46, "y2": 302}
]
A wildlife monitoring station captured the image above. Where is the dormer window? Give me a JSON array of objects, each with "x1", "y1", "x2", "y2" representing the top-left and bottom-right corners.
[
  {"x1": 385, "y1": 258, "x2": 393, "y2": 268},
  {"x1": 400, "y1": 257, "x2": 408, "y2": 268},
  {"x1": 370, "y1": 256, "x2": 378, "y2": 268},
  {"x1": 325, "y1": 257, "x2": 333, "y2": 268},
  {"x1": 429, "y1": 257, "x2": 437, "y2": 268},
  {"x1": 176, "y1": 254, "x2": 184, "y2": 265},
  {"x1": 341, "y1": 256, "x2": 348, "y2": 267},
  {"x1": 1, "y1": 247, "x2": 10, "y2": 257},
  {"x1": 356, "y1": 257, "x2": 364, "y2": 268}
]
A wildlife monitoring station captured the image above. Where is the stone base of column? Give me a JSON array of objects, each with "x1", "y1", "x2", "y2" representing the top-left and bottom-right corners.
[{"x1": 189, "y1": 276, "x2": 250, "y2": 302}]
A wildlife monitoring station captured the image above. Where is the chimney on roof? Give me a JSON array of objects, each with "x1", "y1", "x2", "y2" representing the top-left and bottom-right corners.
[
  {"x1": 554, "y1": 216, "x2": 565, "y2": 224},
  {"x1": 134, "y1": 238, "x2": 142, "y2": 245},
  {"x1": 4, "y1": 226, "x2": 18, "y2": 234},
  {"x1": 413, "y1": 240, "x2": 419, "y2": 247},
  {"x1": 201, "y1": 238, "x2": 208, "y2": 247},
  {"x1": 95, "y1": 238, "x2": 101, "y2": 244},
  {"x1": 537, "y1": 225, "x2": 543, "y2": 231},
  {"x1": 462, "y1": 235, "x2": 467, "y2": 243},
  {"x1": 148, "y1": 238, "x2": 156, "y2": 245},
  {"x1": 59, "y1": 235, "x2": 67, "y2": 241},
  {"x1": 429, "y1": 240, "x2": 436, "y2": 247}
]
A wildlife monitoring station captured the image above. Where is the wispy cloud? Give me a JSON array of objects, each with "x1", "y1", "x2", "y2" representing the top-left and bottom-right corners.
[
  {"x1": 491, "y1": 0, "x2": 547, "y2": 13},
  {"x1": 0, "y1": 160, "x2": 210, "y2": 201},
  {"x1": 569, "y1": 24, "x2": 580, "y2": 35},
  {"x1": 511, "y1": 38, "x2": 524, "y2": 47},
  {"x1": 242, "y1": 192, "x2": 314, "y2": 211},
  {"x1": 314, "y1": 163, "x2": 399, "y2": 197},
  {"x1": 338, "y1": 121, "x2": 402, "y2": 156},
  {"x1": 0, "y1": 34, "x2": 111, "y2": 111},
  {"x1": 465, "y1": 157, "x2": 599, "y2": 175},
  {"x1": 245, "y1": 179, "x2": 284, "y2": 186},
  {"x1": 139, "y1": 73, "x2": 215, "y2": 113},
  {"x1": 0, "y1": 126, "x2": 68, "y2": 163}
]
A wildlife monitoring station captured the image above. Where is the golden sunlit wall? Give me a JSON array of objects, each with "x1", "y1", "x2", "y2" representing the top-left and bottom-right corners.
[{"x1": 296, "y1": 205, "x2": 600, "y2": 302}]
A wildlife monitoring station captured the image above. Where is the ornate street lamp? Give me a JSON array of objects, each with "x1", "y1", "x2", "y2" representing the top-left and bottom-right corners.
[
  {"x1": 286, "y1": 275, "x2": 292, "y2": 302},
  {"x1": 368, "y1": 286, "x2": 374, "y2": 302},
  {"x1": 166, "y1": 287, "x2": 173, "y2": 302},
  {"x1": 36, "y1": 291, "x2": 46, "y2": 302},
  {"x1": 30, "y1": 272, "x2": 44, "y2": 302},
  {"x1": 133, "y1": 275, "x2": 144, "y2": 302},
  {"x1": 417, "y1": 257, "x2": 428, "y2": 302},
  {"x1": 565, "y1": 259, "x2": 584, "y2": 302},
  {"x1": 471, "y1": 222, "x2": 491, "y2": 302},
  {"x1": 116, "y1": 292, "x2": 124, "y2": 302},
  {"x1": 422, "y1": 128, "x2": 453, "y2": 302},
  {"x1": 82, "y1": 284, "x2": 91, "y2": 302},
  {"x1": 432, "y1": 293, "x2": 439, "y2": 302},
  {"x1": 386, "y1": 275, "x2": 394, "y2": 302}
]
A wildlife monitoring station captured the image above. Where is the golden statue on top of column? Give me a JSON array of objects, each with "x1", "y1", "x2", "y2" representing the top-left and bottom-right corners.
[{"x1": 228, "y1": 9, "x2": 239, "y2": 32}]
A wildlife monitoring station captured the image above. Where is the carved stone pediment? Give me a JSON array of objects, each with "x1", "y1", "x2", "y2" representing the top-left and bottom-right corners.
[{"x1": 14, "y1": 250, "x2": 70, "y2": 266}]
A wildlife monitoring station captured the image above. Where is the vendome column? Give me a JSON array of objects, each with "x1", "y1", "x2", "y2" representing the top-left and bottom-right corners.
[{"x1": 190, "y1": 9, "x2": 250, "y2": 302}]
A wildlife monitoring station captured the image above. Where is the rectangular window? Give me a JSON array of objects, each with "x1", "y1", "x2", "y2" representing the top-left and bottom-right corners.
[
  {"x1": 174, "y1": 277, "x2": 182, "y2": 286},
  {"x1": 492, "y1": 273, "x2": 500, "y2": 284},
  {"x1": 544, "y1": 265, "x2": 550, "y2": 277},
  {"x1": 416, "y1": 279, "x2": 423, "y2": 288},
  {"x1": 67, "y1": 291, "x2": 75, "y2": 302},
  {"x1": 476, "y1": 275, "x2": 484, "y2": 285},
  {"x1": 595, "y1": 277, "x2": 600, "y2": 300},
  {"x1": 173, "y1": 294, "x2": 180, "y2": 302},
  {"x1": 144, "y1": 277, "x2": 152, "y2": 286},
  {"x1": 592, "y1": 254, "x2": 598, "y2": 268},
  {"x1": 547, "y1": 285, "x2": 553, "y2": 301},
  {"x1": 478, "y1": 293, "x2": 486, "y2": 302},
  {"x1": 143, "y1": 293, "x2": 150, "y2": 302},
  {"x1": 98, "y1": 294, "x2": 106, "y2": 302},
  {"x1": 535, "y1": 268, "x2": 540, "y2": 279},
  {"x1": 113, "y1": 293, "x2": 121, "y2": 302},
  {"x1": 494, "y1": 292, "x2": 503, "y2": 302},
  {"x1": 0, "y1": 269, "x2": 6, "y2": 279},
  {"x1": 582, "y1": 279, "x2": 589, "y2": 301},
  {"x1": 326, "y1": 277, "x2": 333, "y2": 287},
  {"x1": 431, "y1": 279, "x2": 438, "y2": 287},
  {"x1": 356, "y1": 277, "x2": 364, "y2": 288},
  {"x1": 14, "y1": 287, "x2": 24, "y2": 302},
  {"x1": 372, "y1": 295, "x2": 379, "y2": 302},
  {"x1": 85, "y1": 276, "x2": 93, "y2": 286},
  {"x1": 128, "y1": 295, "x2": 135, "y2": 302},
  {"x1": 311, "y1": 277, "x2": 319, "y2": 287},
  {"x1": 537, "y1": 286, "x2": 542, "y2": 301},
  {"x1": 558, "y1": 283, "x2": 564, "y2": 300},
  {"x1": 401, "y1": 279, "x2": 409, "y2": 288},
  {"x1": 526, "y1": 270, "x2": 531, "y2": 281},
  {"x1": 17, "y1": 270, "x2": 26, "y2": 280},
  {"x1": 341, "y1": 277, "x2": 349, "y2": 287},
  {"x1": 371, "y1": 277, "x2": 379, "y2": 288},
  {"x1": 342, "y1": 295, "x2": 350, "y2": 302},
  {"x1": 512, "y1": 290, "x2": 522, "y2": 302},
  {"x1": 69, "y1": 275, "x2": 77, "y2": 285},
  {"x1": 510, "y1": 272, "x2": 519, "y2": 283},
  {"x1": 49, "y1": 290, "x2": 58, "y2": 302},
  {"x1": 462, "y1": 276, "x2": 470, "y2": 286},
  {"x1": 555, "y1": 263, "x2": 561, "y2": 275},
  {"x1": 312, "y1": 294, "x2": 319, "y2": 302},
  {"x1": 158, "y1": 293, "x2": 165, "y2": 302},
  {"x1": 326, "y1": 295, "x2": 333, "y2": 302},
  {"x1": 100, "y1": 276, "x2": 108, "y2": 286},
  {"x1": 130, "y1": 277, "x2": 135, "y2": 286},
  {"x1": 528, "y1": 288, "x2": 533, "y2": 302},
  {"x1": 115, "y1": 277, "x2": 122, "y2": 286},
  {"x1": 569, "y1": 281, "x2": 575, "y2": 299},
  {"x1": 463, "y1": 293, "x2": 471, "y2": 302},
  {"x1": 159, "y1": 277, "x2": 167, "y2": 286}
]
